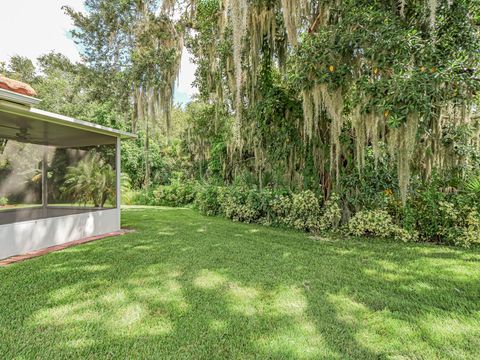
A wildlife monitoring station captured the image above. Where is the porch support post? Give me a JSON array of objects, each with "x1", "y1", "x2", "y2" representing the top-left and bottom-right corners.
[
  {"x1": 42, "y1": 147, "x2": 48, "y2": 217},
  {"x1": 116, "y1": 137, "x2": 121, "y2": 225}
]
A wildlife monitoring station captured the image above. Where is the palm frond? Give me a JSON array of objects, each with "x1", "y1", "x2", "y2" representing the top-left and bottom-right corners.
[{"x1": 465, "y1": 176, "x2": 480, "y2": 195}]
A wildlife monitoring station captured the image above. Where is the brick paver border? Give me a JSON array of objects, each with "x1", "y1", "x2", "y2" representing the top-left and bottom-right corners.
[{"x1": 0, "y1": 229, "x2": 133, "y2": 266}]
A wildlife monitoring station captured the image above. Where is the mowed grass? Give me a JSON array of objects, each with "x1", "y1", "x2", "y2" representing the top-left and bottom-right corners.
[{"x1": 1, "y1": 208, "x2": 480, "y2": 359}]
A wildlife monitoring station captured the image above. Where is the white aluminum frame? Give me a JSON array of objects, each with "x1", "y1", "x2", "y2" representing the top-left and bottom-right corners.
[{"x1": 0, "y1": 91, "x2": 135, "y2": 260}]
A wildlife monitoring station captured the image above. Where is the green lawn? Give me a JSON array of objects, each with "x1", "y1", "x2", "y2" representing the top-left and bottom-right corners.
[{"x1": 1, "y1": 207, "x2": 480, "y2": 359}]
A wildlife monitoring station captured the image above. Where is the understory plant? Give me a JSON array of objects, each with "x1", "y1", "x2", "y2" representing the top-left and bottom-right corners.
[
  {"x1": 217, "y1": 186, "x2": 273, "y2": 223},
  {"x1": 284, "y1": 190, "x2": 322, "y2": 232},
  {"x1": 318, "y1": 193, "x2": 342, "y2": 232},
  {"x1": 437, "y1": 202, "x2": 480, "y2": 248},
  {"x1": 346, "y1": 209, "x2": 418, "y2": 243},
  {"x1": 133, "y1": 180, "x2": 480, "y2": 248},
  {"x1": 194, "y1": 184, "x2": 222, "y2": 216},
  {"x1": 0, "y1": 196, "x2": 7, "y2": 206},
  {"x1": 153, "y1": 181, "x2": 197, "y2": 207}
]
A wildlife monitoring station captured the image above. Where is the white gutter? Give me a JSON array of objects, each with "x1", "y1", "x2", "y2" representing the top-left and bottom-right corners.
[{"x1": 0, "y1": 88, "x2": 40, "y2": 106}]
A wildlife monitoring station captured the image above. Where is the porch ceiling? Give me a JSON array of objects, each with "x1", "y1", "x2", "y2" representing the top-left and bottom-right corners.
[
  {"x1": 0, "y1": 109, "x2": 117, "y2": 147},
  {"x1": 0, "y1": 93, "x2": 136, "y2": 148}
]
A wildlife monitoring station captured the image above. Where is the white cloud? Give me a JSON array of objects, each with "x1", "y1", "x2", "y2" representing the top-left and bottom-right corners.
[
  {"x1": 0, "y1": 0, "x2": 84, "y2": 63},
  {"x1": 0, "y1": 0, "x2": 197, "y2": 103}
]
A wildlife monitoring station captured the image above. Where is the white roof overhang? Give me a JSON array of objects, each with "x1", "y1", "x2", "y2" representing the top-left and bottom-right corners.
[{"x1": 0, "y1": 89, "x2": 136, "y2": 148}]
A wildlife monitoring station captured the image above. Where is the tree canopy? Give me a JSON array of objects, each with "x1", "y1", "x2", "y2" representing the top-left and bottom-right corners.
[{"x1": 3, "y1": 0, "x2": 479, "y2": 205}]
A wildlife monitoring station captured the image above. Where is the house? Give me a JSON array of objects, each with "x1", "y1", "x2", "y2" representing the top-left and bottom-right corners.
[{"x1": 0, "y1": 85, "x2": 136, "y2": 260}]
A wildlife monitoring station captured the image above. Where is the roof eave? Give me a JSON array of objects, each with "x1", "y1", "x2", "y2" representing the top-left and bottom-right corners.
[
  {"x1": 0, "y1": 99, "x2": 137, "y2": 140},
  {"x1": 0, "y1": 88, "x2": 41, "y2": 106}
]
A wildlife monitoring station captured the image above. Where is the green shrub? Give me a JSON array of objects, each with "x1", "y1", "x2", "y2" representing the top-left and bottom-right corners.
[
  {"x1": 0, "y1": 196, "x2": 8, "y2": 206},
  {"x1": 269, "y1": 194, "x2": 293, "y2": 226},
  {"x1": 217, "y1": 186, "x2": 243, "y2": 220},
  {"x1": 128, "y1": 180, "x2": 480, "y2": 249},
  {"x1": 217, "y1": 187, "x2": 263, "y2": 223},
  {"x1": 318, "y1": 193, "x2": 342, "y2": 232},
  {"x1": 270, "y1": 191, "x2": 341, "y2": 232},
  {"x1": 206, "y1": 186, "x2": 280, "y2": 224},
  {"x1": 244, "y1": 189, "x2": 277, "y2": 224},
  {"x1": 437, "y1": 201, "x2": 480, "y2": 248},
  {"x1": 154, "y1": 181, "x2": 197, "y2": 207},
  {"x1": 64, "y1": 152, "x2": 115, "y2": 207},
  {"x1": 195, "y1": 185, "x2": 222, "y2": 216},
  {"x1": 400, "y1": 182, "x2": 480, "y2": 246},
  {"x1": 346, "y1": 209, "x2": 417, "y2": 242},
  {"x1": 129, "y1": 189, "x2": 157, "y2": 206},
  {"x1": 285, "y1": 190, "x2": 322, "y2": 232},
  {"x1": 401, "y1": 186, "x2": 447, "y2": 241}
]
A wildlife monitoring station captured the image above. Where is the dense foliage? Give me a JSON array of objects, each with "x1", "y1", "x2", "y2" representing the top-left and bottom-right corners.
[
  {"x1": 2, "y1": 0, "x2": 480, "y2": 247},
  {"x1": 121, "y1": 180, "x2": 479, "y2": 247}
]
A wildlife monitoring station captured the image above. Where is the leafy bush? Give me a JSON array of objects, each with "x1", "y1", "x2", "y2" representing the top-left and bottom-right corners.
[
  {"x1": 318, "y1": 193, "x2": 342, "y2": 232},
  {"x1": 269, "y1": 193, "x2": 293, "y2": 226},
  {"x1": 437, "y1": 201, "x2": 480, "y2": 248},
  {"x1": 153, "y1": 181, "x2": 197, "y2": 207},
  {"x1": 0, "y1": 196, "x2": 8, "y2": 206},
  {"x1": 285, "y1": 190, "x2": 322, "y2": 232},
  {"x1": 399, "y1": 180, "x2": 480, "y2": 247},
  {"x1": 126, "y1": 180, "x2": 480, "y2": 248},
  {"x1": 216, "y1": 186, "x2": 241, "y2": 220},
  {"x1": 196, "y1": 186, "x2": 284, "y2": 224},
  {"x1": 125, "y1": 173, "x2": 197, "y2": 207},
  {"x1": 346, "y1": 210, "x2": 417, "y2": 242},
  {"x1": 239, "y1": 189, "x2": 268, "y2": 223},
  {"x1": 194, "y1": 185, "x2": 222, "y2": 216},
  {"x1": 217, "y1": 187, "x2": 268, "y2": 223},
  {"x1": 202, "y1": 187, "x2": 337, "y2": 233},
  {"x1": 129, "y1": 189, "x2": 157, "y2": 206},
  {"x1": 400, "y1": 186, "x2": 447, "y2": 241},
  {"x1": 339, "y1": 147, "x2": 398, "y2": 213}
]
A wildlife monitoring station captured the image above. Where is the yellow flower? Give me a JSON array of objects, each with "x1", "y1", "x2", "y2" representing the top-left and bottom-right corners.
[{"x1": 328, "y1": 65, "x2": 335, "y2": 73}]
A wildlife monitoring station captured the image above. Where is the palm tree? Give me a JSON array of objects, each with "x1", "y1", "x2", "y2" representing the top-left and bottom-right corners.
[{"x1": 64, "y1": 152, "x2": 115, "y2": 208}]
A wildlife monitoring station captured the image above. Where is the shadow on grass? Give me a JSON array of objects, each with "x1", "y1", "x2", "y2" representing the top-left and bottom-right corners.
[{"x1": 1, "y1": 208, "x2": 480, "y2": 359}]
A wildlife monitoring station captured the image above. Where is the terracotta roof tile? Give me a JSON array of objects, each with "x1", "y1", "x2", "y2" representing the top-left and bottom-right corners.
[{"x1": 0, "y1": 75, "x2": 37, "y2": 97}]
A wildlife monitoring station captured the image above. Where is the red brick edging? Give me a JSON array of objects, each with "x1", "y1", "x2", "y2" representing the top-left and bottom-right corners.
[{"x1": 0, "y1": 229, "x2": 132, "y2": 267}]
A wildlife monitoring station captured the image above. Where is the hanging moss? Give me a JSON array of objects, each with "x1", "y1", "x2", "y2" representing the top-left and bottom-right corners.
[
  {"x1": 184, "y1": 0, "x2": 480, "y2": 202},
  {"x1": 133, "y1": 9, "x2": 184, "y2": 135},
  {"x1": 229, "y1": 0, "x2": 248, "y2": 147},
  {"x1": 428, "y1": 0, "x2": 438, "y2": 28},
  {"x1": 280, "y1": 0, "x2": 310, "y2": 46},
  {"x1": 351, "y1": 106, "x2": 366, "y2": 172}
]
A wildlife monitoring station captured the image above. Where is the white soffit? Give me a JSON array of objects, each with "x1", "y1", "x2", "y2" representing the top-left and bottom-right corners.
[{"x1": 0, "y1": 96, "x2": 136, "y2": 147}]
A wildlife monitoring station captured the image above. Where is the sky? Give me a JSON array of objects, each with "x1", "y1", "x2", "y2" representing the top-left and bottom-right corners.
[{"x1": 0, "y1": 0, "x2": 197, "y2": 104}]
